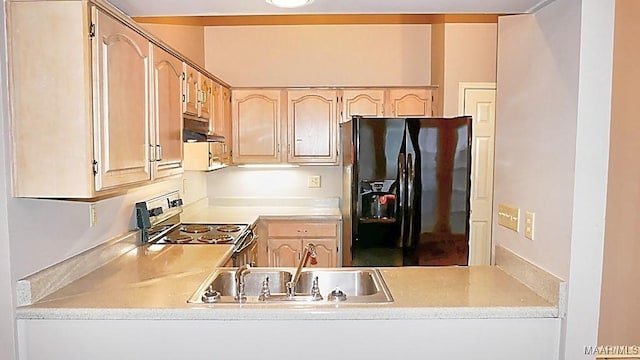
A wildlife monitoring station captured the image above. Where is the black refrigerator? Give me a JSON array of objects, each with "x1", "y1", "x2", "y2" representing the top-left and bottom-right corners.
[{"x1": 340, "y1": 116, "x2": 472, "y2": 267}]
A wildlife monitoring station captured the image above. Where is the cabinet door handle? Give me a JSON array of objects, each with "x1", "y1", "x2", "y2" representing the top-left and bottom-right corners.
[{"x1": 149, "y1": 145, "x2": 156, "y2": 162}]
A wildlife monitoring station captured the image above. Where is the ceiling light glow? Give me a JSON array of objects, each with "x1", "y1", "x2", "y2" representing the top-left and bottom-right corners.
[{"x1": 266, "y1": 0, "x2": 314, "y2": 9}]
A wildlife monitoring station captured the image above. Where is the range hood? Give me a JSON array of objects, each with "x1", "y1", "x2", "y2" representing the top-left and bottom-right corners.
[{"x1": 183, "y1": 117, "x2": 225, "y2": 143}]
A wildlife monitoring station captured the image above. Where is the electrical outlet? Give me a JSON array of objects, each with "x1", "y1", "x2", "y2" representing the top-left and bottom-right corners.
[
  {"x1": 497, "y1": 204, "x2": 519, "y2": 232},
  {"x1": 89, "y1": 203, "x2": 97, "y2": 227},
  {"x1": 525, "y1": 211, "x2": 535, "y2": 240},
  {"x1": 307, "y1": 175, "x2": 321, "y2": 188},
  {"x1": 183, "y1": 178, "x2": 189, "y2": 195}
]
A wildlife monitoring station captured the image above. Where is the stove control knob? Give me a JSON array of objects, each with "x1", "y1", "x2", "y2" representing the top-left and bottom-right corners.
[
  {"x1": 149, "y1": 207, "x2": 163, "y2": 217},
  {"x1": 170, "y1": 199, "x2": 183, "y2": 208}
]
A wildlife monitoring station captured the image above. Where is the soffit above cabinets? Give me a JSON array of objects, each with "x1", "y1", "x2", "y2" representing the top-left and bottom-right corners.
[{"x1": 110, "y1": 0, "x2": 553, "y2": 17}]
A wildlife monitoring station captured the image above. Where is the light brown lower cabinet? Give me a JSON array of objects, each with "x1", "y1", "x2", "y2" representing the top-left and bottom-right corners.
[
  {"x1": 262, "y1": 220, "x2": 339, "y2": 268},
  {"x1": 267, "y1": 238, "x2": 337, "y2": 268}
]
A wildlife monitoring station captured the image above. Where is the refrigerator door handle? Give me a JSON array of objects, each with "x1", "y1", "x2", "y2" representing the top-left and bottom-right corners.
[
  {"x1": 406, "y1": 153, "x2": 415, "y2": 248},
  {"x1": 397, "y1": 153, "x2": 406, "y2": 248}
]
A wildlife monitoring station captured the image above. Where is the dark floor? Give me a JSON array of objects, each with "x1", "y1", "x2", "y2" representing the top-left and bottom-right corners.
[
  {"x1": 352, "y1": 235, "x2": 468, "y2": 267},
  {"x1": 414, "y1": 238, "x2": 468, "y2": 266}
]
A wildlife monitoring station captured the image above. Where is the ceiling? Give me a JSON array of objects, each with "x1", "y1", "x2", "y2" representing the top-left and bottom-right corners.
[{"x1": 108, "y1": 0, "x2": 552, "y2": 17}]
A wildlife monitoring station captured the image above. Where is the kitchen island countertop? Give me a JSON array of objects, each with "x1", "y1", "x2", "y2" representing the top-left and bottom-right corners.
[{"x1": 16, "y1": 242, "x2": 557, "y2": 320}]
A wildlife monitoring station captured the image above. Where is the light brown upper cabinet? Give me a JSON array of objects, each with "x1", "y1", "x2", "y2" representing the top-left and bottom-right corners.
[
  {"x1": 340, "y1": 88, "x2": 435, "y2": 122},
  {"x1": 231, "y1": 88, "x2": 340, "y2": 165},
  {"x1": 183, "y1": 65, "x2": 215, "y2": 125},
  {"x1": 387, "y1": 88, "x2": 435, "y2": 117},
  {"x1": 7, "y1": 2, "x2": 186, "y2": 198},
  {"x1": 232, "y1": 89, "x2": 283, "y2": 164},
  {"x1": 341, "y1": 89, "x2": 386, "y2": 123},
  {"x1": 152, "y1": 45, "x2": 184, "y2": 179},
  {"x1": 287, "y1": 89, "x2": 339, "y2": 164},
  {"x1": 185, "y1": 81, "x2": 232, "y2": 171}
]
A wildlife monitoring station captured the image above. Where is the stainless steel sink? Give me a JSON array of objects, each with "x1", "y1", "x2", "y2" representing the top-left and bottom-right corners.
[
  {"x1": 188, "y1": 267, "x2": 393, "y2": 304},
  {"x1": 295, "y1": 268, "x2": 392, "y2": 301},
  {"x1": 187, "y1": 268, "x2": 292, "y2": 303}
]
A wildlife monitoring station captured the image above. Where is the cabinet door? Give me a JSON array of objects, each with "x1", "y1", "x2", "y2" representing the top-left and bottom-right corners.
[
  {"x1": 199, "y1": 75, "x2": 212, "y2": 121},
  {"x1": 387, "y1": 88, "x2": 433, "y2": 117},
  {"x1": 218, "y1": 85, "x2": 233, "y2": 164},
  {"x1": 93, "y1": 9, "x2": 151, "y2": 190},
  {"x1": 232, "y1": 89, "x2": 282, "y2": 164},
  {"x1": 287, "y1": 89, "x2": 338, "y2": 164},
  {"x1": 183, "y1": 142, "x2": 210, "y2": 171},
  {"x1": 267, "y1": 239, "x2": 300, "y2": 267},
  {"x1": 341, "y1": 89, "x2": 385, "y2": 123},
  {"x1": 183, "y1": 64, "x2": 199, "y2": 117},
  {"x1": 207, "y1": 81, "x2": 221, "y2": 134},
  {"x1": 303, "y1": 239, "x2": 337, "y2": 268},
  {"x1": 152, "y1": 46, "x2": 183, "y2": 179}
]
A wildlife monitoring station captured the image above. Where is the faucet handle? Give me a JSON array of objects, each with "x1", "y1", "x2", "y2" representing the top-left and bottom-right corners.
[
  {"x1": 258, "y1": 276, "x2": 271, "y2": 301},
  {"x1": 308, "y1": 243, "x2": 318, "y2": 265},
  {"x1": 234, "y1": 264, "x2": 251, "y2": 302},
  {"x1": 310, "y1": 276, "x2": 323, "y2": 301}
]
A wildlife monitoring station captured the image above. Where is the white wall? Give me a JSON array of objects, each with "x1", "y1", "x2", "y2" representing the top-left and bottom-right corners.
[
  {"x1": 206, "y1": 166, "x2": 341, "y2": 199},
  {"x1": 441, "y1": 23, "x2": 497, "y2": 116},
  {"x1": 204, "y1": 25, "x2": 431, "y2": 87},
  {"x1": 495, "y1": 5, "x2": 581, "y2": 281},
  {"x1": 0, "y1": 2, "x2": 17, "y2": 357},
  {"x1": 139, "y1": 23, "x2": 205, "y2": 68},
  {"x1": 495, "y1": 0, "x2": 615, "y2": 358}
]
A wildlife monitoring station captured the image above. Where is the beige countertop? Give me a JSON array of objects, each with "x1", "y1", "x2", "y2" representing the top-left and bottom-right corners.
[{"x1": 16, "y1": 241, "x2": 557, "y2": 321}]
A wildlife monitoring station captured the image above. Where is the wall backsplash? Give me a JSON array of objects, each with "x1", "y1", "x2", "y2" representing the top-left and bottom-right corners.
[{"x1": 206, "y1": 166, "x2": 342, "y2": 199}]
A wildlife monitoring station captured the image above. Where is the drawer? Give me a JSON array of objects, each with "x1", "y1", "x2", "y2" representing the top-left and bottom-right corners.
[{"x1": 267, "y1": 222, "x2": 337, "y2": 238}]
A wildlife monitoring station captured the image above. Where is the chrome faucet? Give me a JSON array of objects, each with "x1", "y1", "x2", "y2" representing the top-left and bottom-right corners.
[
  {"x1": 286, "y1": 243, "x2": 317, "y2": 297},
  {"x1": 234, "y1": 264, "x2": 251, "y2": 302}
]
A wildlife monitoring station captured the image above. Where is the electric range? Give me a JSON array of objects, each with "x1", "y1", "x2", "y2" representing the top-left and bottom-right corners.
[{"x1": 134, "y1": 191, "x2": 256, "y2": 266}]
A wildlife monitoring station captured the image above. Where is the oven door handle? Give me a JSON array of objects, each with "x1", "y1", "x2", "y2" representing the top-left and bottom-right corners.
[{"x1": 234, "y1": 233, "x2": 258, "y2": 254}]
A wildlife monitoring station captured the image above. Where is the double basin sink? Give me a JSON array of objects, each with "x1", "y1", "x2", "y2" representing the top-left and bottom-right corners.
[{"x1": 188, "y1": 267, "x2": 393, "y2": 304}]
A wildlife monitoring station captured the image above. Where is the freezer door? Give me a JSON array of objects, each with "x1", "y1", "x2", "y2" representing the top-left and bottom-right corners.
[
  {"x1": 355, "y1": 118, "x2": 405, "y2": 238},
  {"x1": 404, "y1": 117, "x2": 472, "y2": 266},
  {"x1": 350, "y1": 117, "x2": 406, "y2": 266},
  {"x1": 355, "y1": 117, "x2": 405, "y2": 183}
]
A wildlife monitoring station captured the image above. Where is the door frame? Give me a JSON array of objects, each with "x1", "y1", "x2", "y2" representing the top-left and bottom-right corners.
[{"x1": 458, "y1": 82, "x2": 497, "y2": 266}]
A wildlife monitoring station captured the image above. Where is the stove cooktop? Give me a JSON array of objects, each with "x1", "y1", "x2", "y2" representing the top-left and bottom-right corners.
[
  {"x1": 135, "y1": 191, "x2": 250, "y2": 245},
  {"x1": 153, "y1": 223, "x2": 248, "y2": 245}
]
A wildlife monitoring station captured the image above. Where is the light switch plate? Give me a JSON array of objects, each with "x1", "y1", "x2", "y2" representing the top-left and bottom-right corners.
[
  {"x1": 525, "y1": 211, "x2": 535, "y2": 240},
  {"x1": 497, "y1": 204, "x2": 519, "y2": 232},
  {"x1": 307, "y1": 175, "x2": 321, "y2": 188}
]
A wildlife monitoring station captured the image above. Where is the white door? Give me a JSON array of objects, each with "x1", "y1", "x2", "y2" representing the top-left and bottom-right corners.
[{"x1": 459, "y1": 84, "x2": 496, "y2": 265}]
